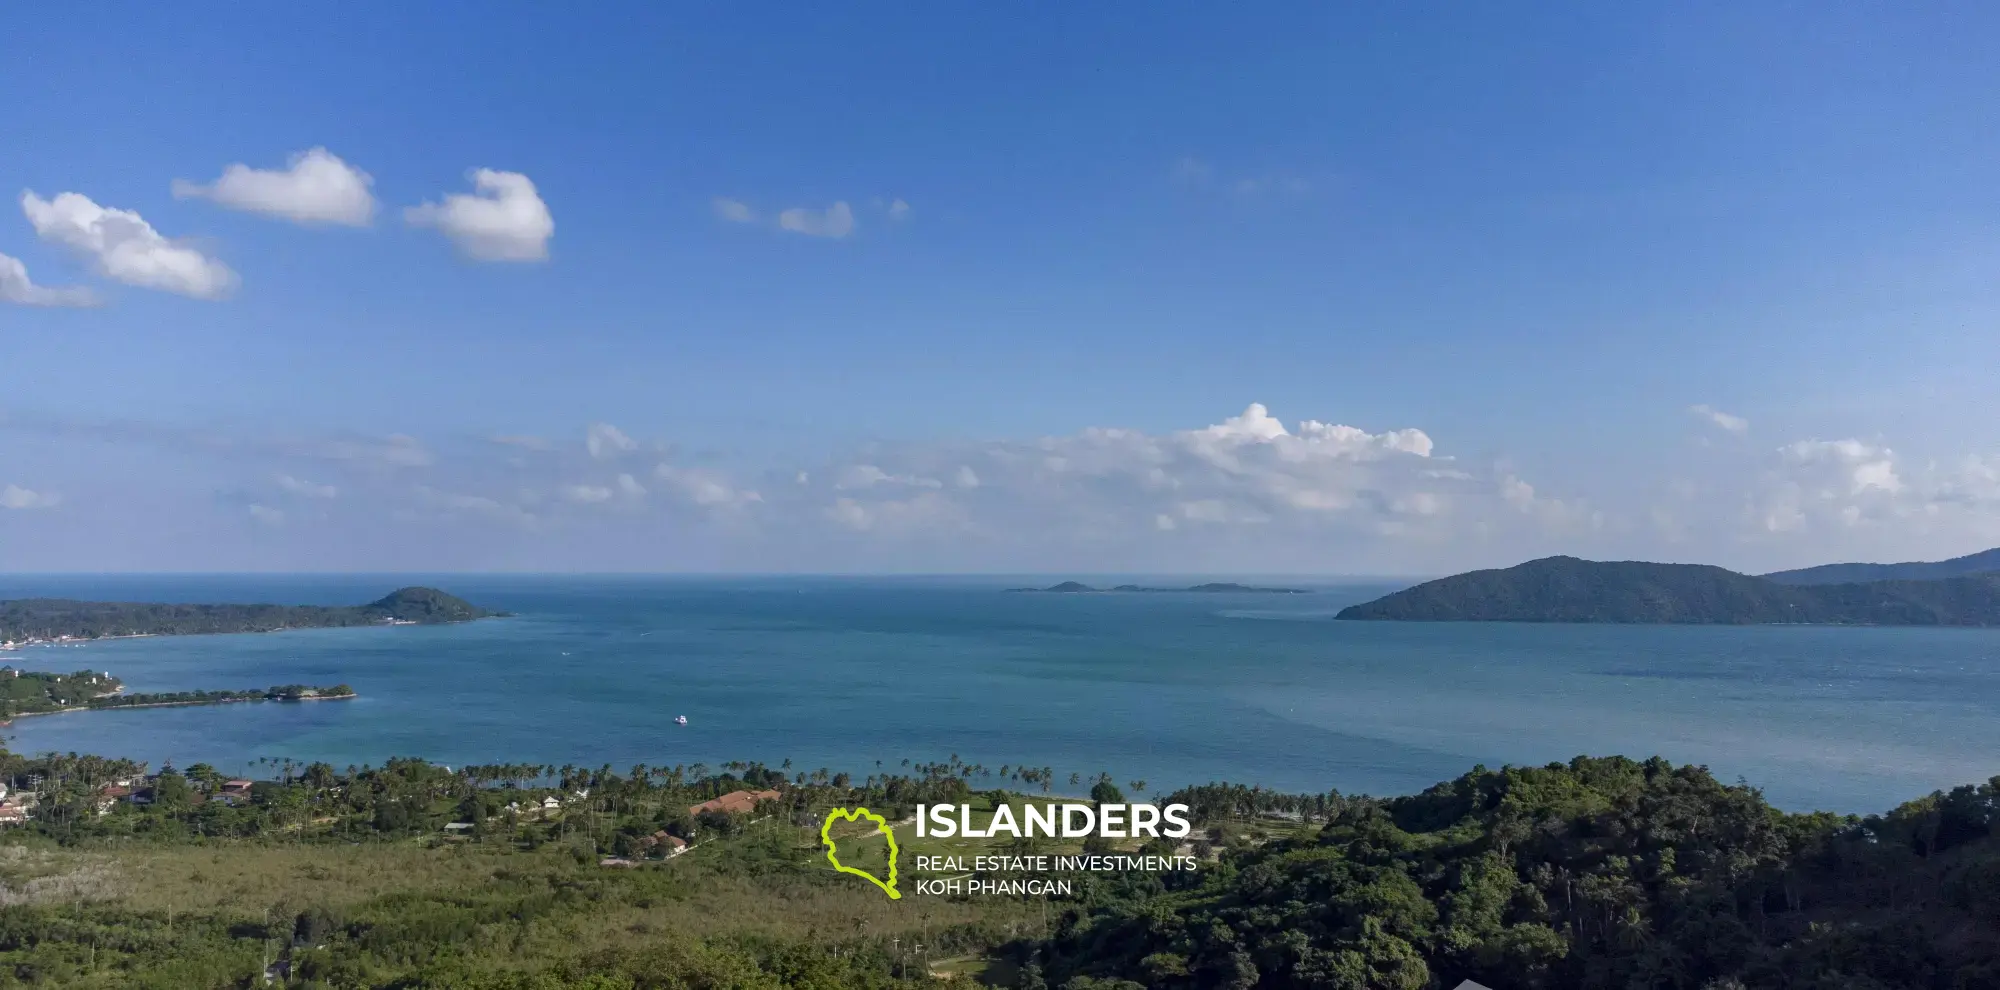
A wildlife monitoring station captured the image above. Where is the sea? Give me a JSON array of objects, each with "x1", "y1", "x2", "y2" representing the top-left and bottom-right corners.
[{"x1": 2, "y1": 574, "x2": 1996, "y2": 815}]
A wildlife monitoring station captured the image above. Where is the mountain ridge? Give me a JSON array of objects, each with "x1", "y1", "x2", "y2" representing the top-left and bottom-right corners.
[
  {"x1": 1336, "y1": 555, "x2": 2000, "y2": 625},
  {"x1": 1761, "y1": 546, "x2": 2000, "y2": 585}
]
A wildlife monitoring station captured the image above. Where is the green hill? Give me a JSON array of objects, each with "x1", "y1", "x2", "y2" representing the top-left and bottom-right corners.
[
  {"x1": 1335, "y1": 555, "x2": 2000, "y2": 625},
  {"x1": 0, "y1": 587, "x2": 498, "y2": 642},
  {"x1": 1762, "y1": 546, "x2": 2000, "y2": 585}
]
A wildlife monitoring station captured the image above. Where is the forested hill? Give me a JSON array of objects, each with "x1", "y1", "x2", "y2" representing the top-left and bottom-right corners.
[
  {"x1": 0, "y1": 587, "x2": 498, "y2": 641},
  {"x1": 1763, "y1": 546, "x2": 2000, "y2": 585},
  {"x1": 1334, "y1": 556, "x2": 2000, "y2": 624},
  {"x1": 1037, "y1": 756, "x2": 2000, "y2": 990}
]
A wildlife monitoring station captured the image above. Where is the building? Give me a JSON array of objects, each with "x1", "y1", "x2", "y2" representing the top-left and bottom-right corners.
[
  {"x1": 687, "y1": 789, "x2": 780, "y2": 817},
  {"x1": 638, "y1": 831, "x2": 688, "y2": 857}
]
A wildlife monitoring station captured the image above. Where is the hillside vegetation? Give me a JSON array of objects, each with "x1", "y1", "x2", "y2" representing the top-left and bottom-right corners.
[
  {"x1": 0, "y1": 587, "x2": 496, "y2": 642},
  {"x1": 1335, "y1": 556, "x2": 2000, "y2": 624},
  {"x1": 1763, "y1": 546, "x2": 2000, "y2": 585},
  {"x1": 0, "y1": 747, "x2": 1994, "y2": 987}
]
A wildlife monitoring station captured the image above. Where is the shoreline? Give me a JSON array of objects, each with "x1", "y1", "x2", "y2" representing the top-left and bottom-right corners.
[{"x1": 0, "y1": 692, "x2": 357, "y2": 726}]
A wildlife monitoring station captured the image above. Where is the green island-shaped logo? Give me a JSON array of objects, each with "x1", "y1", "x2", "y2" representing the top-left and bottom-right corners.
[{"x1": 821, "y1": 806, "x2": 901, "y2": 899}]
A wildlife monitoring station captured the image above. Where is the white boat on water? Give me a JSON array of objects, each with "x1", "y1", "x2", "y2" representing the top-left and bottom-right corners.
[{"x1": 675, "y1": 715, "x2": 688, "y2": 725}]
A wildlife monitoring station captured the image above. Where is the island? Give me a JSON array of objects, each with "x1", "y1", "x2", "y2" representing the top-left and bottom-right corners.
[
  {"x1": 1006, "y1": 581, "x2": 1311, "y2": 594},
  {"x1": 1335, "y1": 555, "x2": 2000, "y2": 625},
  {"x1": 0, "y1": 668, "x2": 354, "y2": 721},
  {"x1": 0, "y1": 586, "x2": 499, "y2": 646}
]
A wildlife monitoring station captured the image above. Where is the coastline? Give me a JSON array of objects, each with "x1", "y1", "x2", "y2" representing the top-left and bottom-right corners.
[{"x1": 0, "y1": 692, "x2": 357, "y2": 726}]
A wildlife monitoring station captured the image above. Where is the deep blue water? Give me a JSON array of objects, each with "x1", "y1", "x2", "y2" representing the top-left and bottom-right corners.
[{"x1": 2, "y1": 574, "x2": 1997, "y2": 814}]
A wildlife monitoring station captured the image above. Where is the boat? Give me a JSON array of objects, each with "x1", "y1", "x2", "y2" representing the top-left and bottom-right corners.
[{"x1": 675, "y1": 715, "x2": 688, "y2": 725}]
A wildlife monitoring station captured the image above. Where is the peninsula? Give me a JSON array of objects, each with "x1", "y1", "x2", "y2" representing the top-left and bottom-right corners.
[
  {"x1": 1006, "y1": 581, "x2": 1311, "y2": 594},
  {"x1": 1336, "y1": 555, "x2": 2000, "y2": 625},
  {"x1": 0, "y1": 668, "x2": 354, "y2": 721},
  {"x1": 0, "y1": 586, "x2": 498, "y2": 646}
]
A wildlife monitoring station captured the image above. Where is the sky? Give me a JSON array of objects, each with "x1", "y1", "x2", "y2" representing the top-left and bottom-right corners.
[{"x1": 6, "y1": 3, "x2": 2000, "y2": 574}]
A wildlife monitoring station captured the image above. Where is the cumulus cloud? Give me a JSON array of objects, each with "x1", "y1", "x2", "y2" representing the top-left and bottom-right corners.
[
  {"x1": 21, "y1": 191, "x2": 237, "y2": 299},
  {"x1": 1690, "y1": 404, "x2": 1749, "y2": 435},
  {"x1": 712, "y1": 198, "x2": 755, "y2": 223},
  {"x1": 276, "y1": 474, "x2": 338, "y2": 499},
  {"x1": 405, "y1": 169, "x2": 553, "y2": 261},
  {"x1": 777, "y1": 201, "x2": 855, "y2": 239},
  {"x1": 0, "y1": 484, "x2": 60, "y2": 510},
  {"x1": 0, "y1": 252, "x2": 97, "y2": 307},
  {"x1": 792, "y1": 402, "x2": 1575, "y2": 552},
  {"x1": 1752, "y1": 438, "x2": 1942, "y2": 534},
  {"x1": 248, "y1": 504, "x2": 285, "y2": 525},
  {"x1": 173, "y1": 147, "x2": 376, "y2": 226},
  {"x1": 654, "y1": 463, "x2": 761, "y2": 508},
  {"x1": 887, "y1": 199, "x2": 911, "y2": 221},
  {"x1": 586, "y1": 423, "x2": 638, "y2": 459}
]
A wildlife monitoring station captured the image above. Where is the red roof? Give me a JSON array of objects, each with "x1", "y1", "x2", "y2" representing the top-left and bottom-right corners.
[{"x1": 688, "y1": 789, "x2": 780, "y2": 817}]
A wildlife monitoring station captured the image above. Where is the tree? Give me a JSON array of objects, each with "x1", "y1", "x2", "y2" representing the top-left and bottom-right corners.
[{"x1": 153, "y1": 770, "x2": 194, "y2": 810}]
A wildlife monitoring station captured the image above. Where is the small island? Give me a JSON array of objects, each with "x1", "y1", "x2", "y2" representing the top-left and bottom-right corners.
[
  {"x1": 1006, "y1": 581, "x2": 1310, "y2": 594},
  {"x1": 0, "y1": 668, "x2": 354, "y2": 722},
  {"x1": 0, "y1": 586, "x2": 499, "y2": 646}
]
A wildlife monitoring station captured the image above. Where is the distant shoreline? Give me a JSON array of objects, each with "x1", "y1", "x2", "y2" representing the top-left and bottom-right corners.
[{"x1": 0, "y1": 692, "x2": 356, "y2": 727}]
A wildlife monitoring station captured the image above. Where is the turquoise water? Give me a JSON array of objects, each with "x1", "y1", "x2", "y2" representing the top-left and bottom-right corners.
[{"x1": 3, "y1": 574, "x2": 1997, "y2": 814}]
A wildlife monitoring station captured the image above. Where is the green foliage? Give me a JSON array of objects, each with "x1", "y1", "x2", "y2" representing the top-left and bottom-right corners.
[
  {"x1": 0, "y1": 586, "x2": 494, "y2": 642},
  {"x1": 0, "y1": 667, "x2": 354, "y2": 718},
  {"x1": 1034, "y1": 756, "x2": 2000, "y2": 990},
  {"x1": 1337, "y1": 555, "x2": 2000, "y2": 625}
]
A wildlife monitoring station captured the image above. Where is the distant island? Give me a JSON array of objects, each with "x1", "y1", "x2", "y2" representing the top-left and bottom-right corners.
[
  {"x1": 1007, "y1": 581, "x2": 1311, "y2": 594},
  {"x1": 0, "y1": 668, "x2": 354, "y2": 721},
  {"x1": 1762, "y1": 545, "x2": 2000, "y2": 586},
  {"x1": 0, "y1": 587, "x2": 499, "y2": 645},
  {"x1": 1336, "y1": 555, "x2": 2000, "y2": 625}
]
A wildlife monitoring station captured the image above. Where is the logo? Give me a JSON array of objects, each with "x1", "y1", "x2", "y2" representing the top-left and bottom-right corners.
[{"x1": 821, "y1": 806, "x2": 901, "y2": 899}]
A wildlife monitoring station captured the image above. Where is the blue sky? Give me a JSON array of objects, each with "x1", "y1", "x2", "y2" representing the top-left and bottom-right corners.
[{"x1": 6, "y1": 4, "x2": 2000, "y2": 573}]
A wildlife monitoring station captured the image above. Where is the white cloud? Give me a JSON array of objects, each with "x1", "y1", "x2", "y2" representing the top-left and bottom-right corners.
[
  {"x1": 794, "y1": 402, "x2": 1578, "y2": 551},
  {"x1": 0, "y1": 484, "x2": 60, "y2": 510},
  {"x1": 248, "y1": 504, "x2": 285, "y2": 525},
  {"x1": 1781, "y1": 439, "x2": 1903, "y2": 495},
  {"x1": 172, "y1": 147, "x2": 375, "y2": 226},
  {"x1": 777, "y1": 201, "x2": 855, "y2": 239},
  {"x1": 561, "y1": 484, "x2": 615, "y2": 504},
  {"x1": 654, "y1": 463, "x2": 761, "y2": 508},
  {"x1": 21, "y1": 191, "x2": 237, "y2": 299},
  {"x1": 586, "y1": 423, "x2": 638, "y2": 459},
  {"x1": 712, "y1": 198, "x2": 755, "y2": 223},
  {"x1": 617, "y1": 473, "x2": 647, "y2": 497},
  {"x1": 276, "y1": 474, "x2": 338, "y2": 499},
  {"x1": 0, "y1": 252, "x2": 97, "y2": 307},
  {"x1": 1689, "y1": 404, "x2": 1749, "y2": 435},
  {"x1": 835, "y1": 464, "x2": 942, "y2": 490},
  {"x1": 405, "y1": 169, "x2": 553, "y2": 261},
  {"x1": 887, "y1": 199, "x2": 911, "y2": 221}
]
